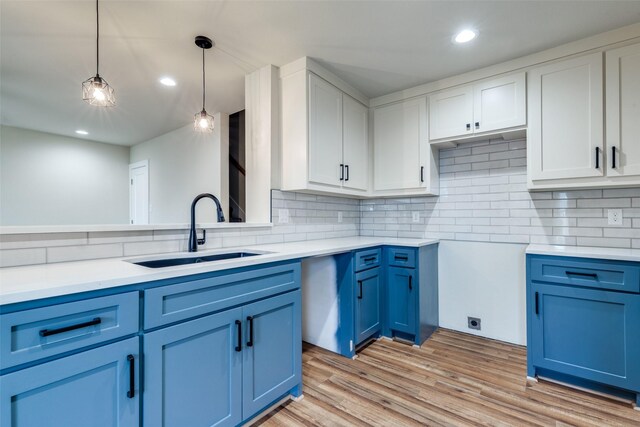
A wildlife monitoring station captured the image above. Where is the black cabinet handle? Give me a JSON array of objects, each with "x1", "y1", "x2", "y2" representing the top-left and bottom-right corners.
[
  {"x1": 247, "y1": 316, "x2": 254, "y2": 347},
  {"x1": 363, "y1": 256, "x2": 376, "y2": 263},
  {"x1": 357, "y1": 280, "x2": 363, "y2": 299},
  {"x1": 535, "y1": 292, "x2": 539, "y2": 315},
  {"x1": 39, "y1": 317, "x2": 101, "y2": 337},
  {"x1": 408, "y1": 275, "x2": 413, "y2": 291},
  {"x1": 566, "y1": 271, "x2": 598, "y2": 279},
  {"x1": 420, "y1": 166, "x2": 424, "y2": 183},
  {"x1": 339, "y1": 164, "x2": 344, "y2": 181},
  {"x1": 475, "y1": 122, "x2": 480, "y2": 129},
  {"x1": 127, "y1": 354, "x2": 135, "y2": 398},
  {"x1": 612, "y1": 146, "x2": 617, "y2": 169},
  {"x1": 395, "y1": 255, "x2": 409, "y2": 261},
  {"x1": 235, "y1": 320, "x2": 242, "y2": 352},
  {"x1": 466, "y1": 123, "x2": 471, "y2": 131},
  {"x1": 595, "y1": 147, "x2": 600, "y2": 169},
  {"x1": 345, "y1": 165, "x2": 349, "y2": 181}
]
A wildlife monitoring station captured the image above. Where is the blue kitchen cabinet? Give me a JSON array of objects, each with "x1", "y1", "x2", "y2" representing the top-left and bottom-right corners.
[
  {"x1": 354, "y1": 267, "x2": 382, "y2": 345},
  {"x1": 0, "y1": 336, "x2": 140, "y2": 427},
  {"x1": 144, "y1": 308, "x2": 243, "y2": 427},
  {"x1": 386, "y1": 266, "x2": 417, "y2": 337},
  {"x1": 527, "y1": 254, "x2": 640, "y2": 407},
  {"x1": 242, "y1": 290, "x2": 302, "y2": 419}
]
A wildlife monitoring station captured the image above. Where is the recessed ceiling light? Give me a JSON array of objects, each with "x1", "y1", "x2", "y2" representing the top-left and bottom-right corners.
[
  {"x1": 75, "y1": 130, "x2": 89, "y2": 135},
  {"x1": 454, "y1": 29, "x2": 477, "y2": 44},
  {"x1": 159, "y1": 77, "x2": 176, "y2": 87}
]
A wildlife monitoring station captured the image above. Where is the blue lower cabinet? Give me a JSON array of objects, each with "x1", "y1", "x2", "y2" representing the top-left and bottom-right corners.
[
  {"x1": 355, "y1": 267, "x2": 382, "y2": 345},
  {"x1": 0, "y1": 336, "x2": 140, "y2": 427},
  {"x1": 530, "y1": 282, "x2": 640, "y2": 392},
  {"x1": 242, "y1": 290, "x2": 302, "y2": 420},
  {"x1": 144, "y1": 308, "x2": 243, "y2": 427},
  {"x1": 386, "y1": 266, "x2": 417, "y2": 337}
]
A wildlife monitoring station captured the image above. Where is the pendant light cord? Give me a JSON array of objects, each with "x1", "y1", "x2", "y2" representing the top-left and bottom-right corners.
[
  {"x1": 202, "y1": 48, "x2": 206, "y2": 110},
  {"x1": 96, "y1": 0, "x2": 100, "y2": 76}
]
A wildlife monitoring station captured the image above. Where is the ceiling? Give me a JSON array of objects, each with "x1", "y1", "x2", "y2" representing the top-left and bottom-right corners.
[{"x1": 2, "y1": 1, "x2": 640, "y2": 146}]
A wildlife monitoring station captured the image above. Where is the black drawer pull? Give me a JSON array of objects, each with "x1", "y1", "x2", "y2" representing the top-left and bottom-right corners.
[
  {"x1": 394, "y1": 255, "x2": 409, "y2": 261},
  {"x1": 408, "y1": 275, "x2": 413, "y2": 291},
  {"x1": 357, "y1": 280, "x2": 363, "y2": 299},
  {"x1": 127, "y1": 354, "x2": 135, "y2": 398},
  {"x1": 566, "y1": 271, "x2": 598, "y2": 279},
  {"x1": 247, "y1": 316, "x2": 254, "y2": 347},
  {"x1": 363, "y1": 256, "x2": 377, "y2": 263},
  {"x1": 39, "y1": 317, "x2": 101, "y2": 337},
  {"x1": 535, "y1": 292, "x2": 539, "y2": 315},
  {"x1": 235, "y1": 320, "x2": 242, "y2": 352}
]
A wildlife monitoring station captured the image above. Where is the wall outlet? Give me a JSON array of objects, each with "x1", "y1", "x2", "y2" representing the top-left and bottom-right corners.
[
  {"x1": 338, "y1": 212, "x2": 343, "y2": 223},
  {"x1": 468, "y1": 317, "x2": 481, "y2": 330},
  {"x1": 278, "y1": 208, "x2": 290, "y2": 224},
  {"x1": 608, "y1": 209, "x2": 623, "y2": 226},
  {"x1": 412, "y1": 212, "x2": 420, "y2": 223}
]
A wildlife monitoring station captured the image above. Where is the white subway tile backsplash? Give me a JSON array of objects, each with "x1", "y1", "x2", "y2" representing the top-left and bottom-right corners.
[
  {"x1": 0, "y1": 248, "x2": 47, "y2": 267},
  {"x1": 48, "y1": 243, "x2": 123, "y2": 263}
]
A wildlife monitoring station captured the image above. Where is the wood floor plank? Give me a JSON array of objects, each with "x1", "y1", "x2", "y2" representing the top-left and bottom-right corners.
[{"x1": 255, "y1": 329, "x2": 640, "y2": 427}]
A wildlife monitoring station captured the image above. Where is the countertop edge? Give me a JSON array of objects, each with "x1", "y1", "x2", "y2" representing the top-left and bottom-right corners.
[{"x1": 525, "y1": 244, "x2": 640, "y2": 262}]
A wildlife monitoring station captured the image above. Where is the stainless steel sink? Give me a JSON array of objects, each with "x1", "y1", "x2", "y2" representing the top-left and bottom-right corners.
[{"x1": 130, "y1": 251, "x2": 265, "y2": 268}]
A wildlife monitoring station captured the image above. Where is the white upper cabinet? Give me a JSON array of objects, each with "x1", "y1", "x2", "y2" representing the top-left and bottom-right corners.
[
  {"x1": 308, "y1": 74, "x2": 343, "y2": 187},
  {"x1": 527, "y1": 53, "x2": 604, "y2": 184},
  {"x1": 606, "y1": 43, "x2": 640, "y2": 179},
  {"x1": 428, "y1": 73, "x2": 526, "y2": 143},
  {"x1": 280, "y1": 61, "x2": 369, "y2": 197},
  {"x1": 342, "y1": 94, "x2": 368, "y2": 191},
  {"x1": 473, "y1": 74, "x2": 526, "y2": 134},
  {"x1": 373, "y1": 97, "x2": 438, "y2": 195},
  {"x1": 428, "y1": 86, "x2": 473, "y2": 140}
]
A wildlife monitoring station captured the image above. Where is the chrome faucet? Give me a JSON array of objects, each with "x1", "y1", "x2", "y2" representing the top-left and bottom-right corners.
[{"x1": 188, "y1": 193, "x2": 225, "y2": 252}]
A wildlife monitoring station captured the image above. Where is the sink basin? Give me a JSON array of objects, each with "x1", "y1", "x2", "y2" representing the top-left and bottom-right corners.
[{"x1": 131, "y1": 252, "x2": 264, "y2": 268}]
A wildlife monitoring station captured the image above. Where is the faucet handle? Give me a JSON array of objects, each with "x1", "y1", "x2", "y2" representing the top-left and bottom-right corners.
[{"x1": 197, "y1": 229, "x2": 206, "y2": 246}]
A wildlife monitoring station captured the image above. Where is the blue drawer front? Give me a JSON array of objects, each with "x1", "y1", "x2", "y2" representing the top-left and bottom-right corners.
[
  {"x1": 354, "y1": 248, "x2": 381, "y2": 272},
  {"x1": 531, "y1": 282, "x2": 640, "y2": 392},
  {"x1": 387, "y1": 247, "x2": 416, "y2": 268},
  {"x1": 530, "y1": 256, "x2": 640, "y2": 293},
  {"x1": 0, "y1": 292, "x2": 139, "y2": 370},
  {"x1": 144, "y1": 262, "x2": 301, "y2": 329}
]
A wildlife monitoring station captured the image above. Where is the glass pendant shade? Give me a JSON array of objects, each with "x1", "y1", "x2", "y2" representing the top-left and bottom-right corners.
[
  {"x1": 194, "y1": 109, "x2": 215, "y2": 132},
  {"x1": 82, "y1": 75, "x2": 115, "y2": 107}
]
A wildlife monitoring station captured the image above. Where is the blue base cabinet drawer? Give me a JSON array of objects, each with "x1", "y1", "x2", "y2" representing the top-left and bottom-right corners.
[
  {"x1": 530, "y1": 282, "x2": 640, "y2": 392},
  {"x1": 354, "y1": 248, "x2": 381, "y2": 272},
  {"x1": 0, "y1": 292, "x2": 139, "y2": 370},
  {"x1": 387, "y1": 247, "x2": 416, "y2": 268},
  {"x1": 0, "y1": 336, "x2": 140, "y2": 427}
]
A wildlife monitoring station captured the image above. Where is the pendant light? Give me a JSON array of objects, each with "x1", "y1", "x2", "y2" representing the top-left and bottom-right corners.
[
  {"x1": 194, "y1": 35, "x2": 215, "y2": 132},
  {"x1": 82, "y1": 0, "x2": 115, "y2": 107}
]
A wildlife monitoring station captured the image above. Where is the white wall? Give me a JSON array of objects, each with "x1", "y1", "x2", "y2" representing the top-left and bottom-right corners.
[
  {"x1": 438, "y1": 240, "x2": 527, "y2": 345},
  {"x1": 0, "y1": 125, "x2": 130, "y2": 225},
  {"x1": 130, "y1": 115, "x2": 229, "y2": 224}
]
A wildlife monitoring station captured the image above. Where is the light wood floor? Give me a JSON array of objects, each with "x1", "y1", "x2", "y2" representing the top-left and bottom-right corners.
[{"x1": 256, "y1": 329, "x2": 640, "y2": 427}]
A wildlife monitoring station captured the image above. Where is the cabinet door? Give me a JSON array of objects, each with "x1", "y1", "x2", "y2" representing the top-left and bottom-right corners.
[
  {"x1": 308, "y1": 73, "x2": 343, "y2": 187},
  {"x1": 428, "y1": 85, "x2": 474, "y2": 140},
  {"x1": 355, "y1": 267, "x2": 382, "y2": 345},
  {"x1": 386, "y1": 267, "x2": 417, "y2": 336},
  {"x1": 474, "y1": 73, "x2": 526, "y2": 134},
  {"x1": 530, "y1": 283, "x2": 640, "y2": 391},
  {"x1": 528, "y1": 53, "x2": 604, "y2": 181},
  {"x1": 342, "y1": 94, "x2": 369, "y2": 191},
  {"x1": 144, "y1": 309, "x2": 242, "y2": 427},
  {"x1": 242, "y1": 291, "x2": 301, "y2": 419},
  {"x1": 0, "y1": 337, "x2": 139, "y2": 427},
  {"x1": 606, "y1": 43, "x2": 640, "y2": 178},
  {"x1": 373, "y1": 97, "x2": 426, "y2": 191}
]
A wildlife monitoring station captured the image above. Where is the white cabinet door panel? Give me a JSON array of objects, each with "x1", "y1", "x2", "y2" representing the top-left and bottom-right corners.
[
  {"x1": 308, "y1": 73, "x2": 343, "y2": 187},
  {"x1": 374, "y1": 97, "x2": 426, "y2": 191},
  {"x1": 342, "y1": 95, "x2": 368, "y2": 191},
  {"x1": 428, "y1": 85, "x2": 473, "y2": 140},
  {"x1": 528, "y1": 53, "x2": 604, "y2": 181},
  {"x1": 474, "y1": 73, "x2": 526, "y2": 134},
  {"x1": 606, "y1": 43, "x2": 640, "y2": 178}
]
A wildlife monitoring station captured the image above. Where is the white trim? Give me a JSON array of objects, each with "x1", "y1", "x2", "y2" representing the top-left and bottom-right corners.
[{"x1": 128, "y1": 160, "x2": 149, "y2": 225}]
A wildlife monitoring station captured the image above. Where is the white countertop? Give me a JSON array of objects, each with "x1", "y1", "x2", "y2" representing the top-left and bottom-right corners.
[
  {"x1": 526, "y1": 244, "x2": 640, "y2": 262},
  {"x1": 0, "y1": 237, "x2": 438, "y2": 305}
]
